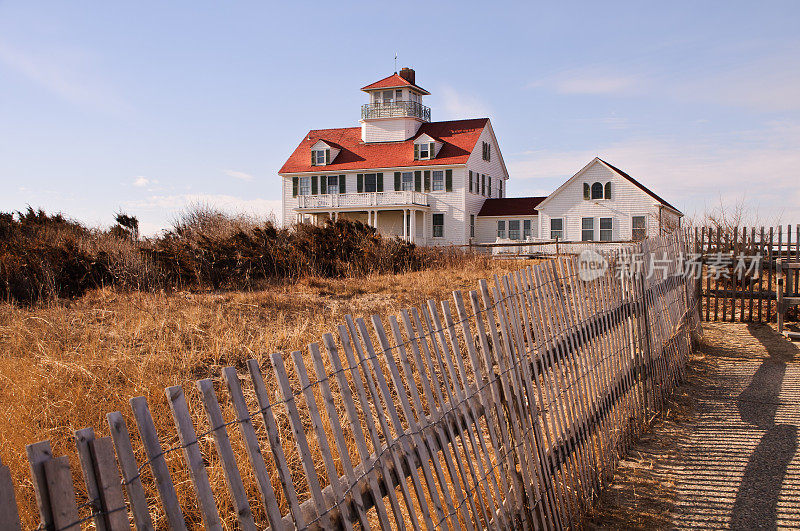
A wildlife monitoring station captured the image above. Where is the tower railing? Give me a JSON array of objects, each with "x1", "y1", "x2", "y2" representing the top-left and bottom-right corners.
[{"x1": 361, "y1": 100, "x2": 430, "y2": 121}]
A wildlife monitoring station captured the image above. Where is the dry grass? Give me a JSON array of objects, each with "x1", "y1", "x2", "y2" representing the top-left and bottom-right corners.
[{"x1": 0, "y1": 257, "x2": 529, "y2": 529}]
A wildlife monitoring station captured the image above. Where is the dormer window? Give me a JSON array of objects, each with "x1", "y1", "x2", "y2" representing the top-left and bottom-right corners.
[
  {"x1": 415, "y1": 143, "x2": 430, "y2": 160},
  {"x1": 312, "y1": 149, "x2": 327, "y2": 166}
]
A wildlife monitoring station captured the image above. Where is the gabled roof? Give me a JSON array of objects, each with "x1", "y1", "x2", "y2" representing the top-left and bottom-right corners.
[
  {"x1": 361, "y1": 73, "x2": 430, "y2": 95},
  {"x1": 478, "y1": 197, "x2": 547, "y2": 217},
  {"x1": 597, "y1": 158, "x2": 681, "y2": 214},
  {"x1": 279, "y1": 118, "x2": 489, "y2": 174},
  {"x1": 536, "y1": 157, "x2": 682, "y2": 215}
]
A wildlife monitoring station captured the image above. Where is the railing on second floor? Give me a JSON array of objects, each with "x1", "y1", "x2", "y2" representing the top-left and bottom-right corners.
[
  {"x1": 297, "y1": 190, "x2": 429, "y2": 209},
  {"x1": 361, "y1": 100, "x2": 431, "y2": 121}
]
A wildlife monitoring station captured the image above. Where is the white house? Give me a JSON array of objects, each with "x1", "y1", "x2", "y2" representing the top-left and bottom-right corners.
[
  {"x1": 280, "y1": 68, "x2": 681, "y2": 246},
  {"x1": 279, "y1": 67, "x2": 509, "y2": 246}
]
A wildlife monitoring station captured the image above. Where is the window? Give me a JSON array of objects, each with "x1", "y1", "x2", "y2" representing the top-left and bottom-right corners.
[
  {"x1": 523, "y1": 219, "x2": 531, "y2": 239},
  {"x1": 482, "y1": 141, "x2": 491, "y2": 161},
  {"x1": 468, "y1": 171, "x2": 473, "y2": 193},
  {"x1": 604, "y1": 182, "x2": 611, "y2": 199},
  {"x1": 632, "y1": 216, "x2": 646, "y2": 240},
  {"x1": 401, "y1": 172, "x2": 414, "y2": 191},
  {"x1": 550, "y1": 218, "x2": 563, "y2": 240},
  {"x1": 497, "y1": 220, "x2": 506, "y2": 239},
  {"x1": 364, "y1": 173, "x2": 377, "y2": 193},
  {"x1": 508, "y1": 220, "x2": 521, "y2": 240},
  {"x1": 591, "y1": 182, "x2": 603, "y2": 199},
  {"x1": 327, "y1": 175, "x2": 338, "y2": 194},
  {"x1": 599, "y1": 217, "x2": 612, "y2": 241},
  {"x1": 396, "y1": 89, "x2": 403, "y2": 99},
  {"x1": 432, "y1": 213, "x2": 444, "y2": 238},
  {"x1": 299, "y1": 176, "x2": 310, "y2": 196},
  {"x1": 312, "y1": 150, "x2": 326, "y2": 166},
  {"x1": 470, "y1": 214, "x2": 475, "y2": 238},
  {"x1": 581, "y1": 217, "x2": 594, "y2": 241},
  {"x1": 419, "y1": 143, "x2": 429, "y2": 159},
  {"x1": 432, "y1": 170, "x2": 444, "y2": 191},
  {"x1": 382, "y1": 90, "x2": 393, "y2": 103}
]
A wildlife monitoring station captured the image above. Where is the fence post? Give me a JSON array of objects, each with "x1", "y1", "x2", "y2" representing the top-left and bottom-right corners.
[{"x1": 777, "y1": 259, "x2": 785, "y2": 334}]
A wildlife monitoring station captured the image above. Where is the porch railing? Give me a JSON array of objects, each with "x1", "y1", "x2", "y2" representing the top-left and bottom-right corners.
[{"x1": 297, "y1": 191, "x2": 429, "y2": 209}]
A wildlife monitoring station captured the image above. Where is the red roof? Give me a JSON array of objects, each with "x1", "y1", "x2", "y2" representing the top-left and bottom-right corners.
[
  {"x1": 478, "y1": 197, "x2": 548, "y2": 217},
  {"x1": 279, "y1": 118, "x2": 489, "y2": 174},
  {"x1": 361, "y1": 73, "x2": 430, "y2": 95}
]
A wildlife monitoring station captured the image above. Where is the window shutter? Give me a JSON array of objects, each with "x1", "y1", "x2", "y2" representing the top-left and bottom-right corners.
[
  {"x1": 357, "y1": 174, "x2": 364, "y2": 193},
  {"x1": 488, "y1": 177, "x2": 492, "y2": 198},
  {"x1": 604, "y1": 181, "x2": 611, "y2": 199},
  {"x1": 414, "y1": 144, "x2": 419, "y2": 160},
  {"x1": 311, "y1": 175, "x2": 318, "y2": 195},
  {"x1": 377, "y1": 173, "x2": 384, "y2": 192},
  {"x1": 583, "y1": 183, "x2": 590, "y2": 200},
  {"x1": 487, "y1": 143, "x2": 490, "y2": 161},
  {"x1": 469, "y1": 171, "x2": 473, "y2": 193},
  {"x1": 325, "y1": 149, "x2": 330, "y2": 164},
  {"x1": 320, "y1": 176, "x2": 327, "y2": 194},
  {"x1": 414, "y1": 171, "x2": 421, "y2": 192},
  {"x1": 429, "y1": 142, "x2": 435, "y2": 159},
  {"x1": 424, "y1": 170, "x2": 430, "y2": 192},
  {"x1": 445, "y1": 169, "x2": 452, "y2": 192},
  {"x1": 292, "y1": 176, "x2": 298, "y2": 197},
  {"x1": 339, "y1": 175, "x2": 346, "y2": 194},
  {"x1": 394, "y1": 172, "x2": 401, "y2": 191},
  {"x1": 482, "y1": 174, "x2": 485, "y2": 196}
]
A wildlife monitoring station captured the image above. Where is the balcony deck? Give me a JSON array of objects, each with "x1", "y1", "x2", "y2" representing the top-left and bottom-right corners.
[
  {"x1": 361, "y1": 101, "x2": 431, "y2": 121},
  {"x1": 297, "y1": 191, "x2": 429, "y2": 210}
]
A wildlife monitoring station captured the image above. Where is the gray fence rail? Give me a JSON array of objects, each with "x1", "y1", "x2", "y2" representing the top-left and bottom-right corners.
[{"x1": 0, "y1": 231, "x2": 699, "y2": 530}]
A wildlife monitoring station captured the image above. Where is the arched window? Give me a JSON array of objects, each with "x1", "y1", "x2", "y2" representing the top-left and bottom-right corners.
[
  {"x1": 591, "y1": 182, "x2": 603, "y2": 199},
  {"x1": 604, "y1": 181, "x2": 611, "y2": 199}
]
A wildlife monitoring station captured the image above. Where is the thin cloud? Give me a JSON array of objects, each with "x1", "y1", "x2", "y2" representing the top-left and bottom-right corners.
[
  {"x1": 528, "y1": 68, "x2": 642, "y2": 96},
  {"x1": 133, "y1": 176, "x2": 150, "y2": 187},
  {"x1": 438, "y1": 86, "x2": 492, "y2": 120},
  {"x1": 0, "y1": 40, "x2": 132, "y2": 115},
  {"x1": 223, "y1": 169, "x2": 255, "y2": 181}
]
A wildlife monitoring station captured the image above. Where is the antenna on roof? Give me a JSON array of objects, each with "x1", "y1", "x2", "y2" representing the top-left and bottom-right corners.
[{"x1": 394, "y1": 53, "x2": 397, "y2": 73}]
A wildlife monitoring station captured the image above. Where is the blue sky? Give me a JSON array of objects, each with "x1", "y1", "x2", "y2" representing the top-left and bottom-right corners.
[{"x1": 1, "y1": 1, "x2": 799, "y2": 234}]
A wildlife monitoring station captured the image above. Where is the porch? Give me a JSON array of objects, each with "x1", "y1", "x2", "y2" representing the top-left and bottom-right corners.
[{"x1": 293, "y1": 207, "x2": 429, "y2": 244}]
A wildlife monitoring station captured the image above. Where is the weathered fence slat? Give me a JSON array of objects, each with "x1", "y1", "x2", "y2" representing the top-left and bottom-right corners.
[
  {"x1": 106, "y1": 412, "x2": 154, "y2": 531},
  {"x1": 220, "y1": 366, "x2": 284, "y2": 530},
  {"x1": 129, "y1": 396, "x2": 186, "y2": 530},
  {"x1": 74, "y1": 428, "x2": 106, "y2": 531},
  {"x1": 43, "y1": 456, "x2": 80, "y2": 531},
  {"x1": 0, "y1": 457, "x2": 23, "y2": 531},
  {"x1": 90, "y1": 437, "x2": 131, "y2": 531},
  {"x1": 196, "y1": 378, "x2": 256, "y2": 531}
]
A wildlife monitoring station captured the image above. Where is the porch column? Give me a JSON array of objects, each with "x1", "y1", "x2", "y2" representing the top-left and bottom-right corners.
[
  {"x1": 410, "y1": 210, "x2": 417, "y2": 244},
  {"x1": 422, "y1": 213, "x2": 427, "y2": 245},
  {"x1": 374, "y1": 210, "x2": 379, "y2": 231},
  {"x1": 402, "y1": 209, "x2": 407, "y2": 241}
]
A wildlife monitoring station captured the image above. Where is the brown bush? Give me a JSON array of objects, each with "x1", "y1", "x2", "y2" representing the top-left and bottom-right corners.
[{"x1": 1, "y1": 206, "x2": 481, "y2": 304}]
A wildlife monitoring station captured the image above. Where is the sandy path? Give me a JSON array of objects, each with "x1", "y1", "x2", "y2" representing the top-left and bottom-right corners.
[{"x1": 584, "y1": 322, "x2": 800, "y2": 529}]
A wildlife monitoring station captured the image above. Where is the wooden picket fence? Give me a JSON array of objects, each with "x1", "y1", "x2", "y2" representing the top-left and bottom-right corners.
[
  {"x1": 0, "y1": 231, "x2": 700, "y2": 530},
  {"x1": 693, "y1": 225, "x2": 800, "y2": 323}
]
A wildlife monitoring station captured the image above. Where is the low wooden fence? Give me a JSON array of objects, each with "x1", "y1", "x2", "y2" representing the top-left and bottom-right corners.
[
  {"x1": 1, "y1": 232, "x2": 699, "y2": 530},
  {"x1": 693, "y1": 225, "x2": 800, "y2": 323}
]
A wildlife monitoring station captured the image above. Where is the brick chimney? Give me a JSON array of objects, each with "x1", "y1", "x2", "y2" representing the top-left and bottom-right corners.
[{"x1": 399, "y1": 67, "x2": 415, "y2": 85}]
